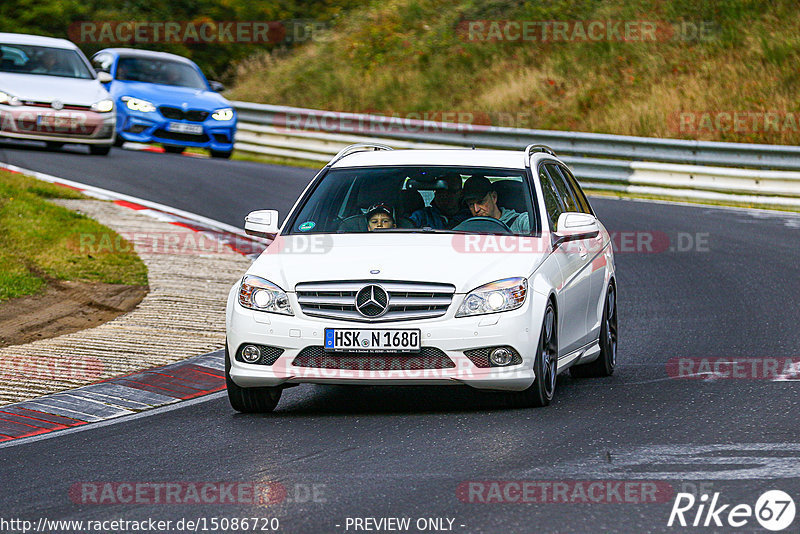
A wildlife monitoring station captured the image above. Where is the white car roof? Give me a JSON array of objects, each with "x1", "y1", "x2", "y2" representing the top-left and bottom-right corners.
[
  {"x1": 330, "y1": 148, "x2": 541, "y2": 170},
  {"x1": 0, "y1": 32, "x2": 78, "y2": 49}
]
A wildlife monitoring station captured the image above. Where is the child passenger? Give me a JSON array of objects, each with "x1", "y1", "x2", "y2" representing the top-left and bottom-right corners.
[{"x1": 365, "y1": 203, "x2": 396, "y2": 231}]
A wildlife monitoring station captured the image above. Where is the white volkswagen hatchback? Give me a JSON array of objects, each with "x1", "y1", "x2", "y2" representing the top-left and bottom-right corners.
[
  {"x1": 0, "y1": 33, "x2": 116, "y2": 154},
  {"x1": 226, "y1": 144, "x2": 617, "y2": 412}
]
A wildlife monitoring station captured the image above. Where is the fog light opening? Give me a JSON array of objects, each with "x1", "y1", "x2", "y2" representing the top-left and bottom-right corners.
[
  {"x1": 489, "y1": 347, "x2": 513, "y2": 367},
  {"x1": 241, "y1": 344, "x2": 261, "y2": 363}
]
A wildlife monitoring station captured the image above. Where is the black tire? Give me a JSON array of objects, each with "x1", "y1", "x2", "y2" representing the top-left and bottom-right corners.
[
  {"x1": 45, "y1": 142, "x2": 64, "y2": 150},
  {"x1": 570, "y1": 283, "x2": 618, "y2": 378},
  {"x1": 225, "y1": 342, "x2": 282, "y2": 413},
  {"x1": 505, "y1": 301, "x2": 558, "y2": 408},
  {"x1": 210, "y1": 149, "x2": 233, "y2": 159},
  {"x1": 164, "y1": 145, "x2": 185, "y2": 154},
  {"x1": 89, "y1": 145, "x2": 111, "y2": 156},
  {"x1": 113, "y1": 135, "x2": 125, "y2": 147}
]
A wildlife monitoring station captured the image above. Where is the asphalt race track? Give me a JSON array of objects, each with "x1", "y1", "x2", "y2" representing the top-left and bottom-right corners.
[{"x1": 1, "y1": 141, "x2": 799, "y2": 533}]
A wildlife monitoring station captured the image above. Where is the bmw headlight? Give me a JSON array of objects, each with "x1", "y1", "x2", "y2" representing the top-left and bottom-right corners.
[
  {"x1": 211, "y1": 108, "x2": 234, "y2": 121},
  {"x1": 456, "y1": 277, "x2": 528, "y2": 317},
  {"x1": 0, "y1": 91, "x2": 21, "y2": 106},
  {"x1": 91, "y1": 99, "x2": 114, "y2": 113},
  {"x1": 121, "y1": 96, "x2": 156, "y2": 113},
  {"x1": 238, "y1": 275, "x2": 293, "y2": 315}
]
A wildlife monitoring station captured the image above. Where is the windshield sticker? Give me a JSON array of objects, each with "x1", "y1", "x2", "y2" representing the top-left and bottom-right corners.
[{"x1": 298, "y1": 221, "x2": 316, "y2": 231}]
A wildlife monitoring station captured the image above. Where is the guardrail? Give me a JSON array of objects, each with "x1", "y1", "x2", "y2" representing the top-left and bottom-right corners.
[{"x1": 232, "y1": 101, "x2": 800, "y2": 208}]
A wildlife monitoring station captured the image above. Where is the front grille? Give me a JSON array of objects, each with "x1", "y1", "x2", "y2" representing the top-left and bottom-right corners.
[
  {"x1": 23, "y1": 101, "x2": 92, "y2": 111},
  {"x1": 292, "y1": 346, "x2": 455, "y2": 370},
  {"x1": 153, "y1": 129, "x2": 209, "y2": 143},
  {"x1": 235, "y1": 344, "x2": 284, "y2": 366},
  {"x1": 464, "y1": 346, "x2": 523, "y2": 368},
  {"x1": 212, "y1": 133, "x2": 230, "y2": 143},
  {"x1": 159, "y1": 106, "x2": 209, "y2": 122},
  {"x1": 295, "y1": 280, "x2": 455, "y2": 322}
]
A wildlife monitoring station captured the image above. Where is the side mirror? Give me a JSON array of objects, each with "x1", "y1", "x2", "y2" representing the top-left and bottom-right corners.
[
  {"x1": 553, "y1": 212, "x2": 599, "y2": 245},
  {"x1": 245, "y1": 210, "x2": 280, "y2": 238},
  {"x1": 97, "y1": 72, "x2": 113, "y2": 83},
  {"x1": 209, "y1": 80, "x2": 225, "y2": 92}
]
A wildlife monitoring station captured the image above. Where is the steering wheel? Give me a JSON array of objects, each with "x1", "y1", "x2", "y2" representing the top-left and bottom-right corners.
[{"x1": 452, "y1": 216, "x2": 513, "y2": 234}]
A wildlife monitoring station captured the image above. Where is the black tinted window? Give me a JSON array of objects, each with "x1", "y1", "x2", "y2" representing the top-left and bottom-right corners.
[
  {"x1": 0, "y1": 44, "x2": 94, "y2": 79},
  {"x1": 538, "y1": 166, "x2": 563, "y2": 231},
  {"x1": 115, "y1": 57, "x2": 207, "y2": 89},
  {"x1": 287, "y1": 166, "x2": 538, "y2": 235},
  {"x1": 554, "y1": 165, "x2": 592, "y2": 215},
  {"x1": 545, "y1": 163, "x2": 579, "y2": 213}
]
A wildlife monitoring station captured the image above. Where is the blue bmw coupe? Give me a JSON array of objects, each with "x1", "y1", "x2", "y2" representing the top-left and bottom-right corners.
[{"x1": 91, "y1": 48, "x2": 236, "y2": 158}]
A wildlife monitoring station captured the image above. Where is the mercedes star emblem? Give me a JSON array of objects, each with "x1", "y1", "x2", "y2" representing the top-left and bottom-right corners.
[{"x1": 355, "y1": 284, "x2": 389, "y2": 318}]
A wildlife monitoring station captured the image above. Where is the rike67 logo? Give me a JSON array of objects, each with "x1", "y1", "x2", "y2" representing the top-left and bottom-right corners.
[{"x1": 668, "y1": 490, "x2": 796, "y2": 531}]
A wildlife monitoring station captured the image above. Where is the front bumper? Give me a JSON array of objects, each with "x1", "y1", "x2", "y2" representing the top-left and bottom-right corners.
[
  {"x1": 117, "y1": 107, "x2": 235, "y2": 151},
  {"x1": 0, "y1": 105, "x2": 115, "y2": 144},
  {"x1": 226, "y1": 285, "x2": 545, "y2": 392}
]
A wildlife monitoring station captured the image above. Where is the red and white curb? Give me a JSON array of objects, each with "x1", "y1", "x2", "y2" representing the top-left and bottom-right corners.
[
  {"x1": 0, "y1": 163, "x2": 269, "y2": 442},
  {"x1": 0, "y1": 351, "x2": 226, "y2": 444},
  {"x1": 0, "y1": 161, "x2": 270, "y2": 259},
  {"x1": 122, "y1": 141, "x2": 209, "y2": 158}
]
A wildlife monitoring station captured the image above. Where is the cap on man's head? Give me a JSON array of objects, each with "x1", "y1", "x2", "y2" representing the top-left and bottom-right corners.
[
  {"x1": 461, "y1": 175, "x2": 493, "y2": 203},
  {"x1": 365, "y1": 203, "x2": 395, "y2": 220}
]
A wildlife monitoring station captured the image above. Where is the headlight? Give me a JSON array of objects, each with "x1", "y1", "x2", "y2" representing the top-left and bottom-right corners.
[
  {"x1": 211, "y1": 108, "x2": 234, "y2": 121},
  {"x1": 238, "y1": 275, "x2": 293, "y2": 315},
  {"x1": 91, "y1": 99, "x2": 114, "y2": 113},
  {"x1": 456, "y1": 277, "x2": 528, "y2": 318},
  {"x1": 0, "y1": 91, "x2": 21, "y2": 106},
  {"x1": 121, "y1": 96, "x2": 156, "y2": 113}
]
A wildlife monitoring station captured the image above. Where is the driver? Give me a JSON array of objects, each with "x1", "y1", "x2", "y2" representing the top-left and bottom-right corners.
[
  {"x1": 34, "y1": 49, "x2": 67, "y2": 75},
  {"x1": 461, "y1": 175, "x2": 531, "y2": 233}
]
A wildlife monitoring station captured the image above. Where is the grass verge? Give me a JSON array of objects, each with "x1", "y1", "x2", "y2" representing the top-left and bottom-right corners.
[{"x1": 0, "y1": 169, "x2": 148, "y2": 301}]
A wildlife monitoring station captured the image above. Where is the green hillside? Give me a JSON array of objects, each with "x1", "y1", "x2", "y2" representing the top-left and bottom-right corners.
[{"x1": 229, "y1": 0, "x2": 800, "y2": 145}]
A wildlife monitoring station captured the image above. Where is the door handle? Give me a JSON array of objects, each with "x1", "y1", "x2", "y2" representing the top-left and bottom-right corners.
[{"x1": 579, "y1": 247, "x2": 588, "y2": 260}]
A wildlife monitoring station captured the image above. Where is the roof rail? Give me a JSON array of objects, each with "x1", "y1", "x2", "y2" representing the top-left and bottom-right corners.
[
  {"x1": 329, "y1": 143, "x2": 394, "y2": 166},
  {"x1": 524, "y1": 144, "x2": 557, "y2": 167}
]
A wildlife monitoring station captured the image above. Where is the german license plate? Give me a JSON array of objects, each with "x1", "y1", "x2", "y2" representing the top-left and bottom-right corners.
[
  {"x1": 166, "y1": 122, "x2": 203, "y2": 134},
  {"x1": 324, "y1": 328, "x2": 421, "y2": 353},
  {"x1": 37, "y1": 114, "x2": 81, "y2": 129}
]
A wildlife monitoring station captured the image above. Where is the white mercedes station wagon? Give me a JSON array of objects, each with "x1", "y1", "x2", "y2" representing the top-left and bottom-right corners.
[{"x1": 225, "y1": 144, "x2": 617, "y2": 412}]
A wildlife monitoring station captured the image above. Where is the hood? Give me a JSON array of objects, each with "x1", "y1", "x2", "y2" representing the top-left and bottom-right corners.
[
  {"x1": 247, "y1": 233, "x2": 550, "y2": 294},
  {"x1": 111, "y1": 81, "x2": 230, "y2": 110},
  {"x1": 0, "y1": 73, "x2": 109, "y2": 106}
]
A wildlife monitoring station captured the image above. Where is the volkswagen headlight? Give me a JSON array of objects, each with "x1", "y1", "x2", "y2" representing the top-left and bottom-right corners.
[
  {"x1": 238, "y1": 275, "x2": 293, "y2": 315},
  {"x1": 456, "y1": 277, "x2": 528, "y2": 317},
  {"x1": 91, "y1": 99, "x2": 114, "y2": 113},
  {"x1": 121, "y1": 96, "x2": 156, "y2": 113},
  {"x1": 0, "y1": 91, "x2": 21, "y2": 106},
  {"x1": 211, "y1": 108, "x2": 234, "y2": 121}
]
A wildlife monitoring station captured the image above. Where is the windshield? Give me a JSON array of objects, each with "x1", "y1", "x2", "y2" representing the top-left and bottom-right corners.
[
  {"x1": 115, "y1": 57, "x2": 208, "y2": 89},
  {"x1": 286, "y1": 166, "x2": 540, "y2": 236},
  {"x1": 0, "y1": 44, "x2": 94, "y2": 79}
]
